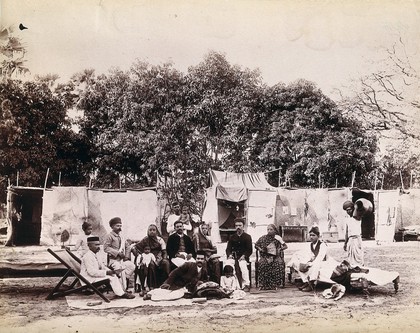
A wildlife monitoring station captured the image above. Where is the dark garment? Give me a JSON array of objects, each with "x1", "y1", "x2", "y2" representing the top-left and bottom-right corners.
[
  {"x1": 192, "y1": 228, "x2": 221, "y2": 283},
  {"x1": 138, "y1": 262, "x2": 157, "y2": 289},
  {"x1": 163, "y1": 262, "x2": 208, "y2": 292},
  {"x1": 166, "y1": 233, "x2": 196, "y2": 260},
  {"x1": 226, "y1": 232, "x2": 253, "y2": 261},
  {"x1": 134, "y1": 235, "x2": 170, "y2": 285},
  {"x1": 255, "y1": 234, "x2": 286, "y2": 289},
  {"x1": 311, "y1": 240, "x2": 327, "y2": 261},
  {"x1": 352, "y1": 188, "x2": 375, "y2": 239}
]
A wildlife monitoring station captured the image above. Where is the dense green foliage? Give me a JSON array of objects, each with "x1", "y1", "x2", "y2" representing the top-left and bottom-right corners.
[
  {"x1": 1, "y1": 51, "x2": 383, "y2": 210},
  {"x1": 0, "y1": 78, "x2": 90, "y2": 201}
]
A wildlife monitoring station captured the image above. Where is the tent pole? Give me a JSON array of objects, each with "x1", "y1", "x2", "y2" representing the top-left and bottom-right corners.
[
  {"x1": 410, "y1": 170, "x2": 413, "y2": 189},
  {"x1": 351, "y1": 171, "x2": 356, "y2": 188},
  {"x1": 58, "y1": 172, "x2": 61, "y2": 186},
  {"x1": 278, "y1": 169, "x2": 281, "y2": 187},
  {"x1": 399, "y1": 170, "x2": 405, "y2": 191},
  {"x1": 44, "y1": 168, "x2": 50, "y2": 190},
  {"x1": 374, "y1": 170, "x2": 377, "y2": 192},
  {"x1": 381, "y1": 174, "x2": 384, "y2": 190},
  {"x1": 16, "y1": 171, "x2": 19, "y2": 186}
]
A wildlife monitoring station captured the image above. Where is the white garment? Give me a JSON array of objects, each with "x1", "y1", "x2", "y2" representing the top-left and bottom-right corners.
[
  {"x1": 225, "y1": 258, "x2": 250, "y2": 287},
  {"x1": 166, "y1": 214, "x2": 192, "y2": 235},
  {"x1": 136, "y1": 252, "x2": 156, "y2": 267},
  {"x1": 80, "y1": 250, "x2": 125, "y2": 296},
  {"x1": 220, "y1": 275, "x2": 240, "y2": 291},
  {"x1": 286, "y1": 241, "x2": 329, "y2": 282},
  {"x1": 147, "y1": 288, "x2": 186, "y2": 301},
  {"x1": 345, "y1": 218, "x2": 362, "y2": 237}
]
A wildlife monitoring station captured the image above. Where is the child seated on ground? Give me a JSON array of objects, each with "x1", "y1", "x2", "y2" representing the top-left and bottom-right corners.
[
  {"x1": 136, "y1": 245, "x2": 157, "y2": 295},
  {"x1": 220, "y1": 265, "x2": 240, "y2": 293}
]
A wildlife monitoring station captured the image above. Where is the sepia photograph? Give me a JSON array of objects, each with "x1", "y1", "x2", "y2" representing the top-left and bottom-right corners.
[{"x1": 1, "y1": 1, "x2": 419, "y2": 332}]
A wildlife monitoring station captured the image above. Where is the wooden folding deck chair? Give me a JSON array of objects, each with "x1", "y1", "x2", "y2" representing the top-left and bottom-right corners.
[{"x1": 46, "y1": 248, "x2": 111, "y2": 303}]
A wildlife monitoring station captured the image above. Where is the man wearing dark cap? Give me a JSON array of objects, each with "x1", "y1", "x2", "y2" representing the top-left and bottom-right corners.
[
  {"x1": 226, "y1": 218, "x2": 253, "y2": 292},
  {"x1": 103, "y1": 217, "x2": 135, "y2": 290},
  {"x1": 81, "y1": 236, "x2": 135, "y2": 299},
  {"x1": 286, "y1": 226, "x2": 329, "y2": 292}
]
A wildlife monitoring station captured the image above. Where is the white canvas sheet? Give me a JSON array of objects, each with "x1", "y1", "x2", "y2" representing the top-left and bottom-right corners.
[
  {"x1": 246, "y1": 190, "x2": 277, "y2": 242},
  {"x1": 40, "y1": 187, "x2": 88, "y2": 246},
  {"x1": 40, "y1": 188, "x2": 157, "y2": 246},
  {"x1": 375, "y1": 190, "x2": 399, "y2": 243},
  {"x1": 201, "y1": 187, "x2": 221, "y2": 243},
  {"x1": 327, "y1": 188, "x2": 350, "y2": 239},
  {"x1": 305, "y1": 189, "x2": 329, "y2": 233},
  {"x1": 88, "y1": 190, "x2": 157, "y2": 242}
]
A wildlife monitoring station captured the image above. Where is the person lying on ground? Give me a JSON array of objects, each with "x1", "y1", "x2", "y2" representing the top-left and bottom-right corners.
[{"x1": 144, "y1": 251, "x2": 208, "y2": 300}]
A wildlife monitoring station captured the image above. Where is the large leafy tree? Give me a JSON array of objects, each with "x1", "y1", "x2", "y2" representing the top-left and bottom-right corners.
[
  {"x1": 260, "y1": 80, "x2": 377, "y2": 188},
  {"x1": 75, "y1": 52, "x2": 379, "y2": 214},
  {"x1": 186, "y1": 51, "x2": 266, "y2": 172},
  {"x1": 0, "y1": 78, "x2": 89, "y2": 201}
]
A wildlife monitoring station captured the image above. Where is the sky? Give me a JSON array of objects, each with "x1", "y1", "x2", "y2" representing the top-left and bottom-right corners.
[{"x1": 1, "y1": 0, "x2": 420, "y2": 97}]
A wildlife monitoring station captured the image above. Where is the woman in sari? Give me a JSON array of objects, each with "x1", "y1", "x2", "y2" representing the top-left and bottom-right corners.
[
  {"x1": 192, "y1": 222, "x2": 221, "y2": 283},
  {"x1": 255, "y1": 224, "x2": 288, "y2": 290},
  {"x1": 133, "y1": 224, "x2": 170, "y2": 293}
]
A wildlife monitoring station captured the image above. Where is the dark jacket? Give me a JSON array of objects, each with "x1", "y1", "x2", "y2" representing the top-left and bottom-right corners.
[
  {"x1": 166, "y1": 233, "x2": 196, "y2": 259},
  {"x1": 226, "y1": 232, "x2": 253, "y2": 261},
  {"x1": 163, "y1": 262, "x2": 208, "y2": 292}
]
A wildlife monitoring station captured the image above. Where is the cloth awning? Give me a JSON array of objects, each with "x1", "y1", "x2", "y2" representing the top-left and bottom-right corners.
[{"x1": 210, "y1": 170, "x2": 274, "y2": 202}]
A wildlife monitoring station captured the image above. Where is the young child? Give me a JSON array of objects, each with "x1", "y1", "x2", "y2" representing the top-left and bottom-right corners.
[
  {"x1": 136, "y1": 245, "x2": 156, "y2": 268},
  {"x1": 136, "y1": 245, "x2": 157, "y2": 295},
  {"x1": 220, "y1": 264, "x2": 240, "y2": 293},
  {"x1": 74, "y1": 221, "x2": 93, "y2": 255}
]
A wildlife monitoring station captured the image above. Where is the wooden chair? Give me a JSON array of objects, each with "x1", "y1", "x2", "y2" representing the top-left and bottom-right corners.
[{"x1": 46, "y1": 248, "x2": 111, "y2": 303}]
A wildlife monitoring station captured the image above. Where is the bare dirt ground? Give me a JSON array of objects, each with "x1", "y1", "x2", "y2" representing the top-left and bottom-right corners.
[{"x1": 1, "y1": 241, "x2": 419, "y2": 333}]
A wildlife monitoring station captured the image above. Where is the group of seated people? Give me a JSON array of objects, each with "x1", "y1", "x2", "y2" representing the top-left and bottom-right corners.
[
  {"x1": 77, "y1": 213, "x2": 247, "y2": 301},
  {"x1": 76, "y1": 200, "x2": 390, "y2": 302}
]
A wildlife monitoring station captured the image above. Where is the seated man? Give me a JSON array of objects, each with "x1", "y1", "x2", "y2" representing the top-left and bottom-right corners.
[
  {"x1": 286, "y1": 226, "x2": 331, "y2": 292},
  {"x1": 166, "y1": 221, "x2": 196, "y2": 269},
  {"x1": 226, "y1": 218, "x2": 253, "y2": 292},
  {"x1": 103, "y1": 217, "x2": 136, "y2": 290},
  {"x1": 81, "y1": 236, "x2": 135, "y2": 299},
  {"x1": 145, "y1": 251, "x2": 208, "y2": 301},
  {"x1": 192, "y1": 222, "x2": 221, "y2": 283}
]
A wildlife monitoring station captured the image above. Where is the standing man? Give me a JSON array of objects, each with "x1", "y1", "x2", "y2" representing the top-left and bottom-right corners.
[
  {"x1": 166, "y1": 221, "x2": 196, "y2": 269},
  {"x1": 226, "y1": 218, "x2": 253, "y2": 292},
  {"x1": 81, "y1": 236, "x2": 135, "y2": 299},
  {"x1": 103, "y1": 217, "x2": 136, "y2": 290},
  {"x1": 342, "y1": 200, "x2": 364, "y2": 267}
]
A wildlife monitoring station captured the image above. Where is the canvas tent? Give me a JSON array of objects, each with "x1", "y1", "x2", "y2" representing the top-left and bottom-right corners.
[
  {"x1": 202, "y1": 170, "x2": 277, "y2": 243},
  {"x1": 5, "y1": 186, "x2": 159, "y2": 247},
  {"x1": 201, "y1": 170, "x2": 404, "y2": 244}
]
